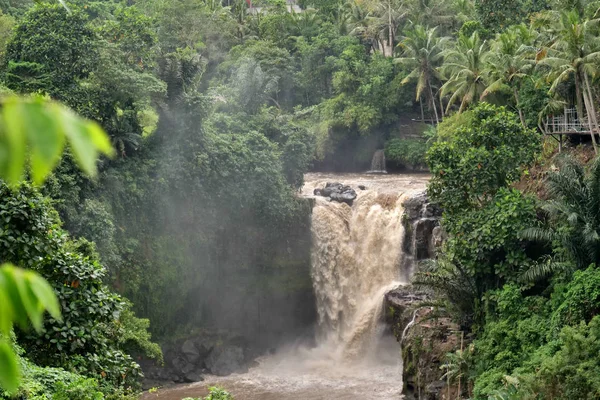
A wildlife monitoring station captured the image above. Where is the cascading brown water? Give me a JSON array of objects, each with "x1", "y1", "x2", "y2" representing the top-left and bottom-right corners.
[{"x1": 310, "y1": 190, "x2": 406, "y2": 359}]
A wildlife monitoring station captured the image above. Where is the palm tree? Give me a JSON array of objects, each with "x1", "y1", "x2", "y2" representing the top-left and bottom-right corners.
[
  {"x1": 414, "y1": 257, "x2": 481, "y2": 328},
  {"x1": 441, "y1": 31, "x2": 488, "y2": 114},
  {"x1": 346, "y1": 0, "x2": 383, "y2": 53},
  {"x1": 537, "y1": 10, "x2": 600, "y2": 153},
  {"x1": 334, "y1": 3, "x2": 350, "y2": 35},
  {"x1": 522, "y1": 156, "x2": 600, "y2": 278},
  {"x1": 394, "y1": 25, "x2": 448, "y2": 124},
  {"x1": 451, "y1": 0, "x2": 476, "y2": 25},
  {"x1": 373, "y1": 0, "x2": 406, "y2": 57},
  {"x1": 482, "y1": 25, "x2": 536, "y2": 126},
  {"x1": 287, "y1": 8, "x2": 322, "y2": 39},
  {"x1": 403, "y1": 0, "x2": 460, "y2": 33}
]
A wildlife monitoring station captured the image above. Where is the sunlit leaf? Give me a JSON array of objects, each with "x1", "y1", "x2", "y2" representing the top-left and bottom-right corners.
[
  {"x1": 86, "y1": 121, "x2": 114, "y2": 156},
  {"x1": 0, "y1": 340, "x2": 19, "y2": 394},
  {"x1": 0, "y1": 96, "x2": 115, "y2": 186},
  {"x1": 28, "y1": 272, "x2": 62, "y2": 322},
  {"x1": 0, "y1": 265, "x2": 62, "y2": 332},
  {"x1": 0, "y1": 266, "x2": 30, "y2": 330},
  {"x1": 0, "y1": 98, "x2": 27, "y2": 185},
  {"x1": 12, "y1": 268, "x2": 44, "y2": 332},
  {"x1": 23, "y1": 99, "x2": 64, "y2": 184},
  {"x1": 0, "y1": 288, "x2": 13, "y2": 336},
  {"x1": 56, "y1": 105, "x2": 114, "y2": 177}
]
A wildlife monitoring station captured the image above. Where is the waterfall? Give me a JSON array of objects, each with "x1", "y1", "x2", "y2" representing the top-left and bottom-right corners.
[
  {"x1": 368, "y1": 149, "x2": 387, "y2": 174},
  {"x1": 310, "y1": 189, "x2": 406, "y2": 359},
  {"x1": 156, "y1": 175, "x2": 431, "y2": 400}
]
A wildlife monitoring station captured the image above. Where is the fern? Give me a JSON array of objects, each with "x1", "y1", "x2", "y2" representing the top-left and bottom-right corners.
[
  {"x1": 415, "y1": 258, "x2": 480, "y2": 326},
  {"x1": 524, "y1": 155, "x2": 600, "y2": 270},
  {"x1": 519, "y1": 255, "x2": 572, "y2": 283}
]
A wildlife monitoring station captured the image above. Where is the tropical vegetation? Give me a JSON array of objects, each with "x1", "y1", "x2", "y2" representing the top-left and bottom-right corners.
[{"x1": 3, "y1": 0, "x2": 600, "y2": 398}]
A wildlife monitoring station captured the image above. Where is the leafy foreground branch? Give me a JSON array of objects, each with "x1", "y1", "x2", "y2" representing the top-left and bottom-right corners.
[
  {"x1": 0, "y1": 265, "x2": 61, "y2": 392},
  {"x1": 0, "y1": 95, "x2": 133, "y2": 395}
]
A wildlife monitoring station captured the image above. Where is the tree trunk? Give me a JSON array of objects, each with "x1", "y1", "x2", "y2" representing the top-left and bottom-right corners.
[
  {"x1": 428, "y1": 82, "x2": 440, "y2": 125},
  {"x1": 388, "y1": 0, "x2": 393, "y2": 57},
  {"x1": 579, "y1": 73, "x2": 598, "y2": 154},
  {"x1": 582, "y1": 71, "x2": 599, "y2": 154},
  {"x1": 513, "y1": 87, "x2": 526, "y2": 128},
  {"x1": 377, "y1": 38, "x2": 385, "y2": 56},
  {"x1": 575, "y1": 76, "x2": 585, "y2": 125}
]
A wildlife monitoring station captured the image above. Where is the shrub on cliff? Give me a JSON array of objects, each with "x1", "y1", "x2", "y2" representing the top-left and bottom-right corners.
[
  {"x1": 427, "y1": 103, "x2": 540, "y2": 213},
  {"x1": 384, "y1": 138, "x2": 429, "y2": 169},
  {"x1": 419, "y1": 104, "x2": 542, "y2": 327},
  {"x1": 0, "y1": 182, "x2": 161, "y2": 391}
]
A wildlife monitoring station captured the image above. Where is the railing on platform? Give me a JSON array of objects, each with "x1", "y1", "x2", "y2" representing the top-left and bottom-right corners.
[{"x1": 544, "y1": 108, "x2": 591, "y2": 135}]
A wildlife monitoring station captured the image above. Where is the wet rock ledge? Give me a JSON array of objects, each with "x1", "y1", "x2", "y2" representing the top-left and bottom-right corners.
[
  {"x1": 385, "y1": 192, "x2": 462, "y2": 400},
  {"x1": 385, "y1": 286, "x2": 460, "y2": 400},
  {"x1": 139, "y1": 331, "x2": 258, "y2": 389}
]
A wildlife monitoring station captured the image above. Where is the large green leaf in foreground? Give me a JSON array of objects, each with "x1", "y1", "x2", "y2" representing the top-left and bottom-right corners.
[{"x1": 0, "y1": 95, "x2": 114, "y2": 393}]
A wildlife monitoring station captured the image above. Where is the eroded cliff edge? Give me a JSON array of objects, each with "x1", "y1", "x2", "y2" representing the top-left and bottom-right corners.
[{"x1": 385, "y1": 192, "x2": 462, "y2": 400}]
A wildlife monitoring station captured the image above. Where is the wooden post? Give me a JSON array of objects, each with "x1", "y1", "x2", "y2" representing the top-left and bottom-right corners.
[
  {"x1": 559, "y1": 134, "x2": 563, "y2": 152},
  {"x1": 447, "y1": 364, "x2": 451, "y2": 400}
]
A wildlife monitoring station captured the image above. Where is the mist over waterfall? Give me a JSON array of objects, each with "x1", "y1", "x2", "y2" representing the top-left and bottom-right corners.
[{"x1": 310, "y1": 189, "x2": 406, "y2": 359}]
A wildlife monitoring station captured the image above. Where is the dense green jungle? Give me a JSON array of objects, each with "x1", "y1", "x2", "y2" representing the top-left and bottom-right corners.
[{"x1": 2, "y1": 0, "x2": 600, "y2": 398}]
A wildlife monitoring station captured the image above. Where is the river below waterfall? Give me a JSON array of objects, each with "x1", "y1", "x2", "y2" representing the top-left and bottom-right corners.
[{"x1": 142, "y1": 173, "x2": 429, "y2": 400}]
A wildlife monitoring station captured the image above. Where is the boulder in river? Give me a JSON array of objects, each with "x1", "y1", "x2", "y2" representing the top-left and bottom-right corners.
[
  {"x1": 140, "y1": 330, "x2": 252, "y2": 387},
  {"x1": 171, "y1": 356, "x2": 195, "y2": 375},
  {"x1": 181, "y1": 339, "x2": 201, "y2": 363},
  {"x1": 205, "y1": 345, "x2": 246, "y2": 376},
  {"x1": 183, "y1": 370, "x2": 204, "y2": 383}
]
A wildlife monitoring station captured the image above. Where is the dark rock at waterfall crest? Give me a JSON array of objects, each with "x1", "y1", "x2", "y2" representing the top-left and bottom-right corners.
[{"x1": 313, "y1": 182, "x2": 358, "y2": 205}]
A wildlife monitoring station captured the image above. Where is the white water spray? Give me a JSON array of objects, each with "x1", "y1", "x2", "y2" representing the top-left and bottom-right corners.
[{"x1": 310, "y1": 189, "x2": 407, "y2": 360}]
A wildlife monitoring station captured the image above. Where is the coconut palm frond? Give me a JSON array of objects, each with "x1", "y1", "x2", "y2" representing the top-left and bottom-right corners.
[
  {"x1": 531, "y1": 155, "x2": 600, "y2": 270},
  {"x1": 519, "y1": 256, "x2": 572, "y2": 283},
  {"x1": 520, "y1": 227, "x2": 555, "y2": 243}
]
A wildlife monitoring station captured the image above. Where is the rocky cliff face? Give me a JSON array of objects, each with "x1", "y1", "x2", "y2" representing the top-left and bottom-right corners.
[
  {"x1": 140, "y1": 330, "x2": 267, "y2": 389},
  {"x1": 385, "y1": 192, "x2": 462, "y2": 400},
  {"x1": 399, "y1": 192, "x2": 443, "y2": 281}
]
